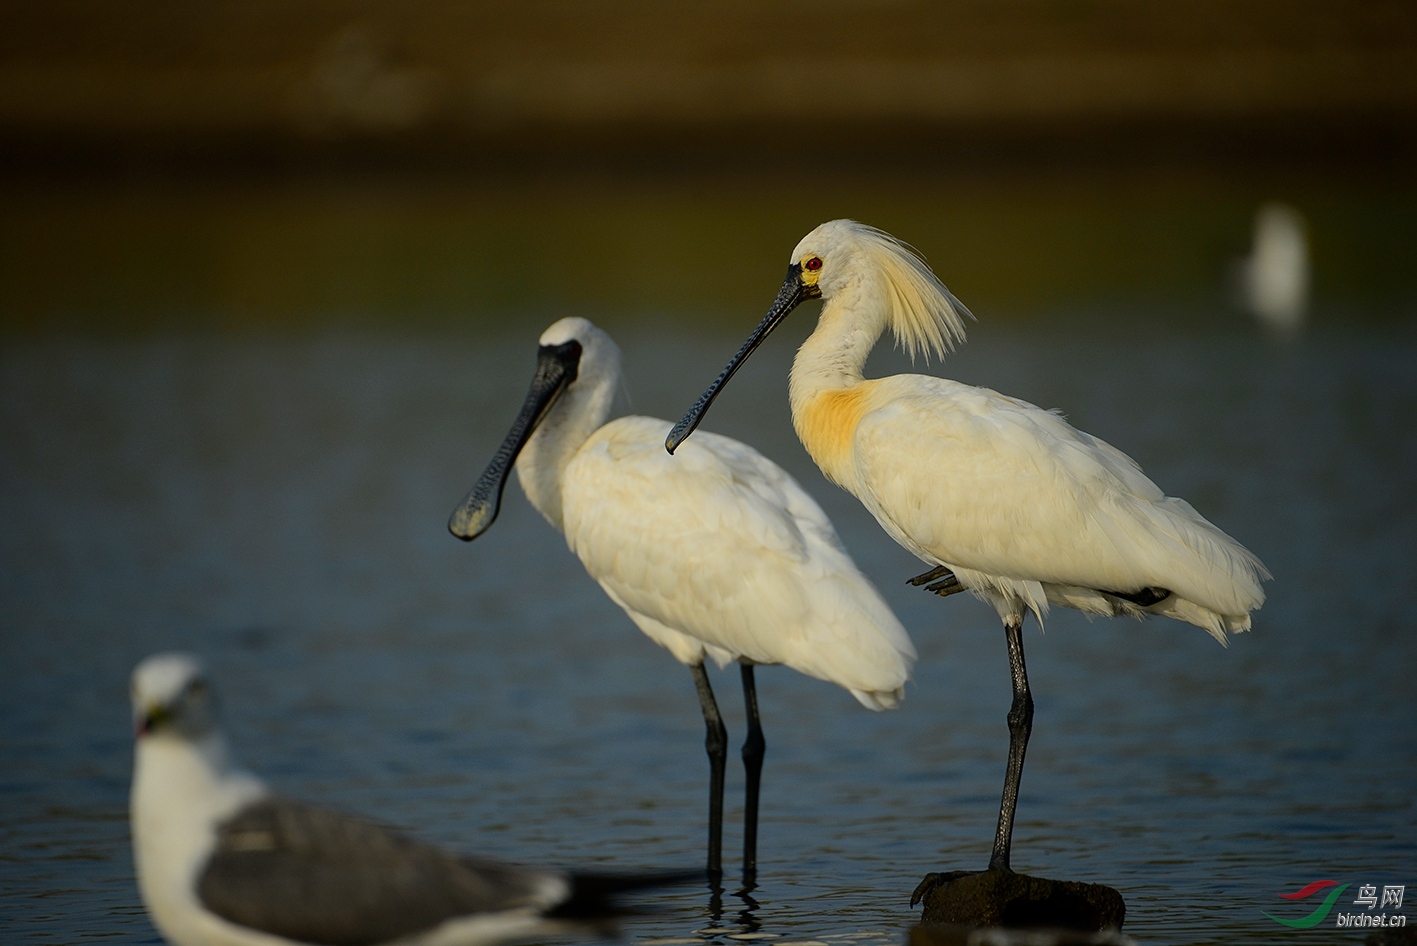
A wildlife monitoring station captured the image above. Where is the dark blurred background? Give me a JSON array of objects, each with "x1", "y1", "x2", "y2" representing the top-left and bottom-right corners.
[
  {"x1": 2, "y1": 0, "x2": 1414, "y2": 331},
  {"x1": 5, "y1": 8, "x2": 1417, "y2": 944}
]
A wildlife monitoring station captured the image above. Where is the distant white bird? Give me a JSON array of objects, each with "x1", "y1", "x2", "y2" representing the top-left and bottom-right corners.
[
  {"x1": 667, "y1": 220, "x2": 1269, "y2": 874},
  {"x1": 1241, "y1": 202, "x2": 1309, "y2": 335},
  {"x1": 449, "y1": 317, "x2": 914, "y2": 879},
  {"x1": 129, "y1": 653, "x2": 697, "y2": 946}
]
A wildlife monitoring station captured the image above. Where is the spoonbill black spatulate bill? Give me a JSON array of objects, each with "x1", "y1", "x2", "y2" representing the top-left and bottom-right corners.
[
  {"x1": 449, "y1": 317, "x2": 914, "y2": 880},
  {"x1": 129, "y1": 653, "x2": 699, "y2": 946},
  {"x1": 667, "y1": 220, "x2": 1269, "y2": 873}
]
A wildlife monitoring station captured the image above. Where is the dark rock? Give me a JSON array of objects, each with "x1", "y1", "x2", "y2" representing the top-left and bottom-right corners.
[
  {"x1": 1366, "y1": 929, "x2": 1417, "y2": 946},
  {"x1": 911, "y1": 869, "x2": 1126, "y2": 932}
]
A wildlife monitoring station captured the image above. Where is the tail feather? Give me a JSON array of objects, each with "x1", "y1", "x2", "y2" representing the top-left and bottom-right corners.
[{"x1": 547, "y1": 869, "x2": 705, "y2": 919}]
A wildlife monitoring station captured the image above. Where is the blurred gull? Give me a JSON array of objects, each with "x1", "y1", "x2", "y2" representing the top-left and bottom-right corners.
[
  {"x1": 129, "y1": 653, "x2": 697, "y2": 946},
  {"x1": 1241, "y1": 202, "x2": 1310, "y2": 336}
]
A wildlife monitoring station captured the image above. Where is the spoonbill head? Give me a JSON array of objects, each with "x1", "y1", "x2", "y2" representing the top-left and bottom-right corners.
[
  {"x1": 450, "y1": 316, "x2": 915, "y2": 878},
  {"x1": 667, "y1": 220, "x2": 972, "y2": 457},
  {"x1": 450, "y1": 318, "x2": 620, "y2": 542},
  {"x1": 669, "y1": 220, "x2": 1268, "y2": 874}
]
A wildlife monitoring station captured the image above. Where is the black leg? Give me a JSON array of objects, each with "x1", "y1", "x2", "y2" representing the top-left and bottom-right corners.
[
  {"x1": 989, "y1": 614, "x2": 1033, "y2": 873},
  {"x1": 691, "y1": 662, "x2": 728, "y2": 879},
  {"x1": 740, "y1": 663, "x2": 766, "y2": 881}
]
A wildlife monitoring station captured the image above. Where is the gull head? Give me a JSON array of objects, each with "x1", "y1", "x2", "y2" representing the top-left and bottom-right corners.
[{"x1": 131, "y1": 653, "x2": 219, "y2": 741}]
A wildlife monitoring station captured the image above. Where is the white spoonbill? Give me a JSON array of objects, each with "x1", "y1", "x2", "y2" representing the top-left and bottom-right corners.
[
  {"x1": 667, "y1": 220, "x2": 1269, "y2": 874},
  {"x1": 448, "y1": 317, "x2": 914, "y2": 879},
  {"x1": 129, "y1": 653, "x2": 698, "y2": 946}
]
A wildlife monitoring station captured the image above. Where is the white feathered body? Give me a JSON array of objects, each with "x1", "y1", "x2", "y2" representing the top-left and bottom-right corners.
[
  {"x1": 779, "y1": 219, "x2": 1267, "y2": 643},
  {"x1": 794, "y1": 373, "x2": 1266, "y2": 641},
  {"x1": 515, "y1": 319, "x2": 914, "y2": 710},
  {"x1": 131, "y1": 733, "x2": 277, "y2": 946}
]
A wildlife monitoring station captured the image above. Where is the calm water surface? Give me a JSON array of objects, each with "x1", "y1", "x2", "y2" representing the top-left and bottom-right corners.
[{"x1": 2, "y1": 319, "x2": 1414, "y2": 945}]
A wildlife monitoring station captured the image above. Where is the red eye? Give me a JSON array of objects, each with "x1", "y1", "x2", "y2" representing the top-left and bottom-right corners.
[{"x1": 804, "y1": 257, "x2": 822, "y2": 271}]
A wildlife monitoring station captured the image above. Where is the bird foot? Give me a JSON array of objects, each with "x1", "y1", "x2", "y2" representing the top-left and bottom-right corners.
[
  {"x1": 907, "y1": 566, "x2": 964, "y2": 597},
  {"x1": 1102, "y1": 586, "x2": 1171, "y2": 607},
  {"x1": 907, "y1": 565, "x2": 952, "y2": 586},
  {"x1": 926, "y1": 576, "x2": 963, "y2": 596}
]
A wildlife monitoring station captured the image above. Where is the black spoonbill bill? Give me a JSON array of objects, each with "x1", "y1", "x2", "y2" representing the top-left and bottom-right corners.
[
  {"x1": 128, "y1": 653, "x2": 699, "y2": 946},
  {"x1": 667, "y1": 220, "x2": 1268, "y2": 876},
  {"x1": 449, "y1": 317, "x2": 915, "y2": 879}
]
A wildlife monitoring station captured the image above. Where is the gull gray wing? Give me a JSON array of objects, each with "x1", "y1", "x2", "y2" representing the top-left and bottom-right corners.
[{"x1": 197, "y1": 797, "x2": 564, "y2": 946}]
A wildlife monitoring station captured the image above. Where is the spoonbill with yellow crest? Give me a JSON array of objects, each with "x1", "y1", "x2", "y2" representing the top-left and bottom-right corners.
[
  {"x1": 450, "y1": 316, "x2": 915, "y2": 880},
  {"x1": 667, "y1": 220, "x2": 1268, "y2": 876}
]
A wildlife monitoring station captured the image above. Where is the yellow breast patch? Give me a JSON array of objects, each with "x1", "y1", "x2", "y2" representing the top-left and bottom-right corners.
[{"x1": 793, "y1": 384, "x2": 874, "y2": 487}]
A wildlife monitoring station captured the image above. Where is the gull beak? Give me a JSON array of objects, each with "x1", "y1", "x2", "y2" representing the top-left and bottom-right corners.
[
  {"x1": 666, "y1": 263, "x2": 816, "y2": 454},
  {"x1": 135, "y1": 704, "x2": 167, "y2": 738},
  {"x1": 449, "y1": 339, "x2": 583, "y2": 541}
]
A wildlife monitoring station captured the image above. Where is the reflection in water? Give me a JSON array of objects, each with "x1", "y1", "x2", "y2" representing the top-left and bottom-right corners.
[{"x1": 1, "y1": 324, "x2": 1415, "y2": 946}]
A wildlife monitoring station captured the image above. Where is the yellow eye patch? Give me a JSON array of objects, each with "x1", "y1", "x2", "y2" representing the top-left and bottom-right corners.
[{"x1": 801, "y1": 256, "x2": 823, "y2": 286}]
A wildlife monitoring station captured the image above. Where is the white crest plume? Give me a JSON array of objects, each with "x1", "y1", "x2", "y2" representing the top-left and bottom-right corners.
[{"x1": 846, "y1": 222, "x2": 972, "y2": 362}]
